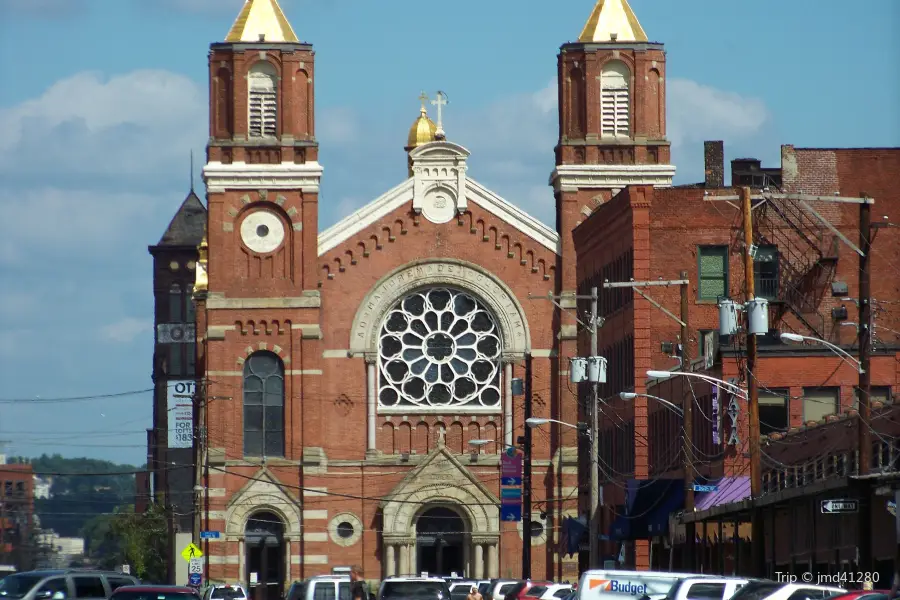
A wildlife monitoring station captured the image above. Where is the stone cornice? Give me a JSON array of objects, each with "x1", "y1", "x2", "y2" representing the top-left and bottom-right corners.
[
  {"x1": 549, "y1": 164, "x2": 676, "y2": 193},
  {"x1": 203, "y1": 161, "x2": 324, "y2": 193}
]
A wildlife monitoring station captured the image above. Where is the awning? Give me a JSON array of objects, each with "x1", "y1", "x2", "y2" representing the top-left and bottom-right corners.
[
  {"x1": 694, "y1": 476, "x2": 751, "y2": 511},
  {"x1": 609, "y1": 479, "x2": 685, "y2": 540}
]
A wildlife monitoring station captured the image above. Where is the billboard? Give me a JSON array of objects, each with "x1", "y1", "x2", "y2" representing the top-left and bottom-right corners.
[{"x1": 168, "y1": 380, "x2": 196, "y2": 449}]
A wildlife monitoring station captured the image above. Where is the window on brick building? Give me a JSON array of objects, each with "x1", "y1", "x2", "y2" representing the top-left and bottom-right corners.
[
  {"x1": 802, "y1": 387, "x2": 839, "y2": 424},
  {"x1": 600, "y1": 61, "x2": 630, "y2": 138},
  {"x1": 854, "y1": 386, "x2": 891, "y2": 409},
  {"x1": 243, "y1": 351, "x2": 285, "y2": 458},
  {"x1": 248, "y1": 62, "x2": 278, "y2": 138},
  {"x1": 759, "y1": 388, "x2": 789, "y2": 435},
  {"x1": 698, "y1": 246, "x2": 729, "y2": 300},
  {"x1": 753, "y1": 245, "x2": 779, "y2": 300}
]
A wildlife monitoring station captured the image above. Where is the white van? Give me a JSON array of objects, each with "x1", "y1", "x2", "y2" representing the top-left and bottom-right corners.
[
  {"x1": 577, "y1": 570, "x2": 708, "y2": 600},
  {"x1": 664, "y1": 578, "x2": 749, "y2": 600}
]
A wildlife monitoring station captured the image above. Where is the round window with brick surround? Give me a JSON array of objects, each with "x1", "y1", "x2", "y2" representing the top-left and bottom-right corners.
[
  {"x1": 377, "y1": 288, "x2": 502, "y2": 413},
  {"x1": 328, "y1": 512, "x2": 363, "y2": 547}
]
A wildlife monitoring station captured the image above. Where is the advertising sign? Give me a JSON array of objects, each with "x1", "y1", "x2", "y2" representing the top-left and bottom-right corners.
[{"x1": 168, "y1": 380, "x2": 195, "y2": 449}]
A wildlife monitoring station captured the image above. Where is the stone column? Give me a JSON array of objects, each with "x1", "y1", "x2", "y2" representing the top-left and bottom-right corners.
[
  {"x1": 504, "y1": 362, "x2": 513, "y2": 448},
  {"x1": 474, "y1": 543, "x2": 484, "y2": 579},
  {"x1": 285, "y1": 539, "x2": 292, "y2": 581},
  {"x1": 487, "y1": 543, "x2": 499, "y2": 578},
  {"x1": 408, "y1": 542, "x2": 416, "y2": 575},
  {"x1": 366, "y1": 359, "x2": 377, "y2": 453},
  {"x1": 237, "y1": 537, "x2": 245, "y2": 585},
  {"x1": 385, "y1": 544, "x2": 396, "y2": 578},
  {"x1": 399, "y1": 544, "x2": 409, "y2": 576}
]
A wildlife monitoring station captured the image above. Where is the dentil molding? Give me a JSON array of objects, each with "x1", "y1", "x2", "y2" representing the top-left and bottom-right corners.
[
  {"x1": 204, "y1": 161, "x2": 324, "y2": 193},
  {"x1": 549, "y1": 163, "x2": 676, "y2": 193}
]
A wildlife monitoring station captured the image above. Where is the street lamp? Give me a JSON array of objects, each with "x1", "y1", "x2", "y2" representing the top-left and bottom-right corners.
[
  {"x1": 646, "y1": 370, "x2": 748, "y2": 398},
  {"x1": 525, "y1": 417, "x2": 584, "y2": 430},
  {"x1": 779, "y1": 332, "x2": 864, "y2": 373},
  {"x1": 619, "y1": 391, "x2": 684, "y2": 416}
]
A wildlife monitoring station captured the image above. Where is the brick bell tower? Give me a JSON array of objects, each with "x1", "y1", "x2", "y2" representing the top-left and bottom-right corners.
[
  {"x1": 199, "y1": 0, "x2": 323, "y2": 479},
  {"x1": 549, "y1": 0, "x2": 674, "y2": 571}
]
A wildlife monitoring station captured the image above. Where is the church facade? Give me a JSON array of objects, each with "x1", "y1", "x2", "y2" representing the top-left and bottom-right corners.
[{"x1": 176, "y1": 0, "x2": 674, "y2": 588}]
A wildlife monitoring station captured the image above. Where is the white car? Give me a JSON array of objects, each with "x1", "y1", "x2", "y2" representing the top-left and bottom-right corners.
[
  {"x1": 728, "y1": 581, "x2": 845, "y2": 600},
  {"x1": 525, "y1": 584, "x2": 574, "y2": 600},
  {"x1": 204, "y1": 584, "x2": 249, "y2": 600},
  {"x1": 664, "y1": 578, "x2": 748, "y2": 600}
]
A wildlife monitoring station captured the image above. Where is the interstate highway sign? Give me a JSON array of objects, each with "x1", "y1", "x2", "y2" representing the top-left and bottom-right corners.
[{"x1": 820, "y1": 499, "x2": 859, "y2": 514}]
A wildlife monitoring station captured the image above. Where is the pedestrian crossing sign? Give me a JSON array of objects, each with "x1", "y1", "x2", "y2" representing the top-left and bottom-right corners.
[{"x1": 181, "y1": 543, "x2": 203, "y2": 562}]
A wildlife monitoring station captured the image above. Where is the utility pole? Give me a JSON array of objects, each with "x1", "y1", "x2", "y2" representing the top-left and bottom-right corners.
[
  {"x1": 857, "y1": 195, "x2": 872, "y2": 572},
  {"x1": 522, "y1": 353, "x2": 533, "y2": 579},
  {"x1": 589, "y1": 287, "x2": 600, "y2": 571},
  {"x1": 741, "y1": 186, "x2": 764, "y2": 577},
  {"x1": 192, "y1": 383, "x2": 204, "y2": 546},
  {"x1": 679, "y1": 272, "x2": 695, "y2": 571},
  {"x1": 528, "y1": 289, "x2": 604, "y2": 570}
]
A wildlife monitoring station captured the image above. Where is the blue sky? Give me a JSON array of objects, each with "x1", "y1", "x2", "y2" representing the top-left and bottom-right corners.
[{"x1": 0, "y1": 0, "x2": 897, "y2": 465}]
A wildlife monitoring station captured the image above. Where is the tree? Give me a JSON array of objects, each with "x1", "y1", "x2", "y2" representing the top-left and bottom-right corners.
[{"x1": 82, "y1": 505, "x2": 167, "y2": 582}]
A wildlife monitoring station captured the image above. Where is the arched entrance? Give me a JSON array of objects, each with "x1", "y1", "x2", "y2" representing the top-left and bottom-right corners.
[
  {"x1": 245, "y1": 511, "x2": 284, "y2": 600},
  {"x1": 416, "y1": 507, "x2": 466, "y2": 577}
]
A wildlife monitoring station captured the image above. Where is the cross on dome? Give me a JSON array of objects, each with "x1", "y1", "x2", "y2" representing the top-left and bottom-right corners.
[
  {"x1": 431, "y1": 91, "x2": 449, "y2": 140},
  {"x1": 418, "y1": 91, "x2": 430, "y2": 114}
]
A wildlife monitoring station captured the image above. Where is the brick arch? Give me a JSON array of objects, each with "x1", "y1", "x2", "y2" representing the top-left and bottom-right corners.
[
  {"x1": 349, "y1": 258, "x2": 531, "y2": 359},
  {"x1": 235, "y1": 342, "x2": 290, "y2": 367},
  {"x1": 226, "y1": 493, "x2": 301, "y2": 539},
  {"x1": 223, "y1": 191, "x2": 302, "y2": 236}
]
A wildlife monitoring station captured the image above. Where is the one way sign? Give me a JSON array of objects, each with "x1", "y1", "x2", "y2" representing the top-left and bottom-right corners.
[{"x1": 821, "y1": 499, "x2": 859, "y2": 514}]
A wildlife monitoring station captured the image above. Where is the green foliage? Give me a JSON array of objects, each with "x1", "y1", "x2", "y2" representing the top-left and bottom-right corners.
[
  {"x1": 80, "y1": 505, "x2": 167, "y2": 581},
  {"x1": 10, "y1": 454, "x2": 137, "y2": 538}
]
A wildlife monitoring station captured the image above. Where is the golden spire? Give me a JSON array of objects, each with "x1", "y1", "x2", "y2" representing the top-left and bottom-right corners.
[
  {"x1": 225, "y1": 0, "x2": 299, "y2": 43},
  {"x1": 195, "y1": 229, "x2": 209, "y2": 293},
  {"x1": 579, "y1": 0, "x2": 648, "y2": 43},
  {"x1": 406, "y1": 92, "x2": 438, "y2": 150}
]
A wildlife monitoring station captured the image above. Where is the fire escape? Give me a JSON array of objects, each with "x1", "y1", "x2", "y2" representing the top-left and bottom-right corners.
[{"x1": 752, "y1": 185, "x2": 839, "y2": 341}]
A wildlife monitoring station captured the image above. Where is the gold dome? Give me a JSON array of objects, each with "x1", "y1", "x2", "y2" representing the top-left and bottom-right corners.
[{"x1": 407, "y1": 108, "x2": 437, "y2": 149}]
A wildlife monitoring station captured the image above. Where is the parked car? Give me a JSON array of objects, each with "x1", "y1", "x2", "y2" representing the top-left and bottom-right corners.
[
  {"x1": 0, "y1": 569, "x2": 140, "y2": 600},
  {"x1": 202, "y1": 585, "x2": 247, "y2": 600},
  {"x1": 448, "y1": 582, "x2": 480, "y2": 600},
  {"x1": 487, "y1": 581, "x2": 521, "y2": 600},
  {"x1": 377, "y1": 577, "x2": 450, "y2": 600},
  {"x1": 664, "y1": 577, "x2": 750, "y2": 600},
  {"x1": 827, "y1": 592, "x2": 896, "y2": 600},
  {"x1": 524, "y1": 584, "x2": 573, "y2": 600},
  {"x1": 505, "y1": 582, "x2": 554, "y2": 600},
  {"x1": 111, "y1": 586, "x2": 200, "y2": 600},
  {"x1": 726, "y1": 581, "x2": 845, "y2": 600},
  {"x1": 286, "y1": 576, "x2": 351, "y2": 600}
]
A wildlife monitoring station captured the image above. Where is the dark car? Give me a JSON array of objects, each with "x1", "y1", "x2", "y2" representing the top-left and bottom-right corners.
[{"x1": 111, "y1": 586, "x2": 201, "y2": 600}]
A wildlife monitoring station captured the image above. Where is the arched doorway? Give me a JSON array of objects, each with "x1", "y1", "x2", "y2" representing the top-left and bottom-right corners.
[
  {"x1": 245, "y1": 511, "x2": 284, "y2": 600},
  {"x1": 416, "y1": 507, "x2": 466, "y2": 577}
]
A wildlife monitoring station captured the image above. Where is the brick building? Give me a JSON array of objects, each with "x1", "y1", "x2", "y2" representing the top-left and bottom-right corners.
[
  {"x1": 146, "y1": 0, "x2": 685, "y2": 590},
  {"x1": 0, "y1": 463, "x2": 35, "y2": 569},
  {"x1": 573, "y1": 143, "x2": 900, "y2": 572}
]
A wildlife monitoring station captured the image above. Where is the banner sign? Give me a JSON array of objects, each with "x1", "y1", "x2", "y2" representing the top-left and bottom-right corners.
[
  {"x1": 168, "y1": 380, "x2": 195, "y2": 449},
  {"x1": 711, "y1": 386, "x2": 720, "y2": 445}
]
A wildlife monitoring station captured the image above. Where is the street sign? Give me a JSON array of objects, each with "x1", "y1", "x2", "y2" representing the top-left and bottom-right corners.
[
  {"x1": 120, "y1": 565, "x2": 130, "y2": 575},
  {"x1": 501, "y1": 450, "x2": 523, "y2": 480},
  {"x1": 200, "y1": 531, "x2": 220, "y2": 540},
  {"x1": 181, "y1": 543, "x2": 204, "y2": 562},
  {"x1": 500, "y1": 504, "x2": 522, "y2": 522},
  {"x1": 501, "y1": 487, "x2": 522, "y2": 500},
  {"x1": 188, "y1": 573, "x2": 202, "y2": 587},
  {"x1": 189, "y1": 558, "x2": 203, "y2": 574},
  {"x1": 821, "y1": 499, "x2": 859, "y2": 514},
  {"x1": 693, "y1": 484, "x2": 719, "y2": 493},
  {"x1": 502, "y1": 477, "x2": 522, "y2": 486}
]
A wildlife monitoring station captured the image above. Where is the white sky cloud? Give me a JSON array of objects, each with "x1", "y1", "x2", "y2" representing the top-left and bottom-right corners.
[
  {"x1": 100, "y1": 318, "x2": 152, "y2": 343},
  {"x1": 667, "y1": 78, "x2": 771, "y2": 148}
]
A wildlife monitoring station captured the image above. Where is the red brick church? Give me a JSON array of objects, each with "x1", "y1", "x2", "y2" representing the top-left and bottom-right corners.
[{"x1": 153, "y1": 0, "x2": 676, "y2": 589}]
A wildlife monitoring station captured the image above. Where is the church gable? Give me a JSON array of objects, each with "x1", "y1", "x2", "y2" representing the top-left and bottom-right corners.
[
  {"x1": 317, "y1": 141, "x2": 559, "y2": 259},
  {"x1": 225, "y1": 468, "x2": 302, "y2": 536}
]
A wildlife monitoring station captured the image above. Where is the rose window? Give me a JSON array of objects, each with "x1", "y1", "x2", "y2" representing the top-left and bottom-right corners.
[{"x1": 378, "y1": 288, "x2": 502, "y2": 411}]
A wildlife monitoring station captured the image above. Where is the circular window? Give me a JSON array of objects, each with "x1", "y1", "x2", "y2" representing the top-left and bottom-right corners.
[
  {"x1": 377, "y1": 288, "x2": 502, "y2": 411},
  {"x1": 336, "y1": 521, "x2": 354, "y2": 539},
  {"x1": 329, "y1": 512, "x2": 363, "y2": 547},
  {"x1": 529, "y1": 520, "x2": 544, "y2": 538}
]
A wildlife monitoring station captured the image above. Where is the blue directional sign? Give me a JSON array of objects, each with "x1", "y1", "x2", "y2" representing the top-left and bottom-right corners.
[
  {"x1": 693, "y1": 484, "x2": 719, "y2": 493},
  {"x1": 189, "y1": 573, "x2": 202, "y2": 587},
  {"x1": 500, "y1": 504, "x2": 522, "y2": 522},
  {"x1": 501, "y1": 487, "x2": 522, "y2": 500},
  {"x1": 200, "y1": 531, "x2": 220, "y2": 540},
  {"x1": 502, "y1": 477, "x2": 523, "y2": 486}
]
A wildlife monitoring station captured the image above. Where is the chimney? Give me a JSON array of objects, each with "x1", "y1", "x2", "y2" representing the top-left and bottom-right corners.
[{"x1": 704, "y1": 141, "x2": 725, "y2": 188}]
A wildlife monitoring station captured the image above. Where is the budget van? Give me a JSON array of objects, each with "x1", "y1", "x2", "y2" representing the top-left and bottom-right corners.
[{"x1": 577, "y1": 570, "x2": 707, "y2": 600}]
